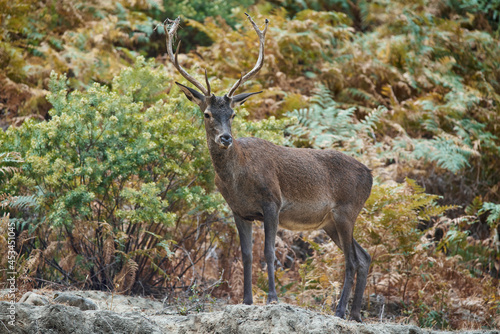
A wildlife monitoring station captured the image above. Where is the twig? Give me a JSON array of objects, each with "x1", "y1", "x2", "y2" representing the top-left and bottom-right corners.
[{"x1": 0, "y1": 320, "x2": 11, "y2": 333}]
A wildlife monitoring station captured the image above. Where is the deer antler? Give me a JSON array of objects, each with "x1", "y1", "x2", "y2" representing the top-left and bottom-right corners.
[
  {"x1": 164, "y1": 17, "x2": 211, "y2": 96},
  {"x1": 227, "y1": 13, "x2": 269, "y2": 98}
]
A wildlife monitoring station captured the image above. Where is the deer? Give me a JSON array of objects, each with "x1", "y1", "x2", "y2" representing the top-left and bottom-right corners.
[{"x1": 163, "y1": 14, "x2": 372, "y2": 322}]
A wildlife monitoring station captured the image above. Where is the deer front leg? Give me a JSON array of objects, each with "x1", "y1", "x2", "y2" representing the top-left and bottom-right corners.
[
  {"x1": 263, "y1": 203, "x2": 279, "y2": 304},
  {"x1": 234, "y1": 214, "x2": 254, "y2": 305}
]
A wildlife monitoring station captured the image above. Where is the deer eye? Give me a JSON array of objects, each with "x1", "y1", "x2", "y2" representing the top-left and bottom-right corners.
[{"x1": 204, "y1": 113, "x2": 211, "y2": 119}]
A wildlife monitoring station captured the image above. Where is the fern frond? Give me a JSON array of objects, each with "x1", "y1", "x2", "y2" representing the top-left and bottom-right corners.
[
  {"x1": 114, "y1": 258, "x2": 138, "y2": 292},
  {"x1": 421, "y1": 204, "x2": 459, "y2": 220},
  {"x1": 345, "y1": 87, "x2": 378, "y2": 103},
  {"x1": 411, "y1": 132, "x2": 479, "y2": 173},
  {"x1": 287, "y1": 85, "x2": 384, "y2": 154},
  {"x1": 59, "y1": 252, "x2": 77, "y2": 273},
  {"x1": 360, "y1": 105, "x2": 386, "y2": 131},
  {"x1": 0, "y1": 152, "x2": 23, "y2": 163},
  {"x1": 7, "y1": 195, "x2": 38, "y2": 210},
  {"x1": 103, "y1": 235, "x2": 115, "y2": 266},
  {"x1": 479, "y1": 202, "x2": 500, "y2": 227},
  {"x1": 22, "y1": 249, "x2": 43, "y2": 277},
  {"x1": 0, "y1": 151, "x2": 23, "y2": 176}
]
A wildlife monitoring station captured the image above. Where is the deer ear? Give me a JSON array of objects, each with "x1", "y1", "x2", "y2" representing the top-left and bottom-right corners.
[
  {"x1": 176, "y1": 82, "x2": 206, "y2": 107},
  {"x1": 230, "y1": 91, "x2": 262, "y2": 108}
]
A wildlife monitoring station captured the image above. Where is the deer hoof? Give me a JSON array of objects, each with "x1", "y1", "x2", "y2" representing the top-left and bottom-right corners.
[
  {"x1": 334, "y1": 311, "x2": 346, "y2": 319},
  {"x1": 350, "y1": 315, "x2": 363, "y2": 323},
  {"x1": 349, "y1": 310, "x2": 363, "y2": 322}
]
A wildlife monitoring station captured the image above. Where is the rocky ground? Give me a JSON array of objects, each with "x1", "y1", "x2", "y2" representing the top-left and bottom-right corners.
[{"x1": 0, "y1": 290, "x2": 498, "y2": 334}]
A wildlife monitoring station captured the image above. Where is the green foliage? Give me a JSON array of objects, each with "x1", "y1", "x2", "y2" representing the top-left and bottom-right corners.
[
  {"x1": 187, "y1": 8, "x2": 354, "y2": 100},
  {"x1": 358, "y1": 179, "x2": 454, "y2": 271},
  {"x1": 0, "y1": 0, "x2": 174, "y2": 124},
  {"x1": 449, "y1": 0, "x2": 500, "y2": 31},
  {"x1": 395, "y1": 134, "x2": 480, "y2": 174},
  {"x1": 479, "y1": 202, "x2": 500, "y2": 227},
  {"x1": 356, "y1": 179, "x2": 499, "y2": 329},
  {"x1": 0, "y1": 151, "x2": 38, "y2": 219},
  {"x1": 233, "y1": 109, "x2": 291, "y2": 145},
  {"x1": 415, "y1": 301, "x2": 449, "y2": 330},
  {"x1": 274, "y1": 1, "x2": 500, "y2": 202},
  {"x1": 161, "y1": 0, "x2": 255, "y2": 26},
  {"x1": 4, "y1": 60, "x2": 218, "y2": 288},
  {"x1": 269, "y1": 0, "x2": 371, "y2": 30},
  {"x1": 113, "y1": 57, "x2": 171, "y2": 104},
  {"x1": 287, "y1": 85, "x2": 385, "y2": 155}
]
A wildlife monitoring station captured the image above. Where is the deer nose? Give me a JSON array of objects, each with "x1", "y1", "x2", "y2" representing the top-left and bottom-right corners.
[{"x1": 220, "y1": 134, "x2": 233, "y2": 147}]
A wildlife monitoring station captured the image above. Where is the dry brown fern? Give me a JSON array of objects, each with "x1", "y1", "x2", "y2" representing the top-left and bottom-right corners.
[
  {"x1": 114, "y1": 259, "x2": 138, "y2": 293},
  {"x1": 0, "y1": 214, "x2": 9, "y2": 234},
  {"x1": 0, "y1": 194, "x2": 10, "y2": 208},
  {"x1": 100, "y1": 222, "x2": 115, "y2": 266},
  {"x1": 43, "y1": 241, "x2": 61, "y2": 259},
  {"x1": 103, "y1": 235, "x2": 115, "y2": 266},
  {"x1": 22, "y1": 249, "x2": 42, "y2": 277},
  {"x1": 73, "y1": 220, "x2": 97, "y2": 249},
  {"x1": 17, "y1": 230, "x2": 29, "y2": 248},
  {"x1": 59, "y1": 252, "x2": 77, "y2": 273}
]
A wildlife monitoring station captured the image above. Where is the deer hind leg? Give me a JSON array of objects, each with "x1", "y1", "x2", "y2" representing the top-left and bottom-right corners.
[
  {"x1": 324, "y1": 221, "x2": 354, "y2": 320},
  {"x1": 324, "y1": 208, "x2": 369, "y2": 322},
  {"x1": 350, "y1": 239, "x2": 371, "y2": 322}
]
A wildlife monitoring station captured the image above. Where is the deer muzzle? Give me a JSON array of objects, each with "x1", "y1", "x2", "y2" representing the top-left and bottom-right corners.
[{"x1": 218, "y1": 133, "x2": 233, "y2": 149}]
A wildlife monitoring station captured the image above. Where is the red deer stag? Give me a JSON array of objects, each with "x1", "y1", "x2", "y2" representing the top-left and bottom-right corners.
[{"x1": 163, "y1": 14, "x2": 372, "y2": 322}]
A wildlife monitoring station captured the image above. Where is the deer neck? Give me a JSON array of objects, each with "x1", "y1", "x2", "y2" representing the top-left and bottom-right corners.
[{"x1": 207, "y1": 139, "x2": 241, "y2": 180}]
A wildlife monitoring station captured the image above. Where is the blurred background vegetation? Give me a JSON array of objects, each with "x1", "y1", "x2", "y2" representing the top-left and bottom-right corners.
[{"x1": 1, "y1": 0, "x2": 499, "y2": 330}]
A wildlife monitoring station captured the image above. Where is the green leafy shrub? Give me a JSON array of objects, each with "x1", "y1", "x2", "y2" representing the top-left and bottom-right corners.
[{"x1": 5, "y1": 60, "x2": 214, "y2": 289}]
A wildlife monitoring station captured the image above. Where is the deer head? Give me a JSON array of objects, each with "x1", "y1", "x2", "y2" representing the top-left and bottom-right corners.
[{"x1": 164, "y1": 14, "x2": 269, "y2": 149}]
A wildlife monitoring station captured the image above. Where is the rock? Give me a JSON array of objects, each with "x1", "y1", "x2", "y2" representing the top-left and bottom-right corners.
[
  {"x1": 0, "y1": 301, "x2": 162, "y2": 334},
  {"x1": 0, "y1": 294, "x2": 498, "y2": 334},
  {"x1": 53, "y1": 292, "x2": 98, "y2": 311},
  {"x1": 19, "y1": 291, "x2": 49, "y2": 306},
  {"x1": 154, "y1": 304, "x2": 424, "y2": 334}
]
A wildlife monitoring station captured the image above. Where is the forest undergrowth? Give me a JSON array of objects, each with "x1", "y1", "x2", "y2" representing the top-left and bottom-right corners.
[{"x1": 1, "y1": 0, "x2": 499, "y2": 330}]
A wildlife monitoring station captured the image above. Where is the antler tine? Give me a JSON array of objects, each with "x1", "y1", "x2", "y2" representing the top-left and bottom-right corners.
[
  {"x1": 204, "y1": 69, "x2": 211, "y2": 96},
  {"x1": 227, "y1": 13, "x2": 269, "y2": 98},
  {"x1": 164, "y1": 17, "x2": 210, "y2": 96}
]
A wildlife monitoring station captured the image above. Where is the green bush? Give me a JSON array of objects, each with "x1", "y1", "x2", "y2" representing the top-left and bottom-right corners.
[{"x1": 4, "y1": 58, "x2": 210, "y2": 289}]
